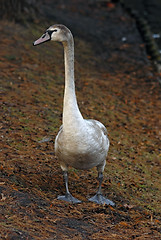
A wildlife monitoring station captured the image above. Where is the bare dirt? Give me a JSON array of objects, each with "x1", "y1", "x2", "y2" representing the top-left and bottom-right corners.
[{"x1": 0, "y1": 1, "x2": 161, "y2": 239}]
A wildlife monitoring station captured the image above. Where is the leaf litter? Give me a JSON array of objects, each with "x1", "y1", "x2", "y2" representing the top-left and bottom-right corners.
[{"x1": 0, "y1": 1, "x2": 161, "y2": 239}]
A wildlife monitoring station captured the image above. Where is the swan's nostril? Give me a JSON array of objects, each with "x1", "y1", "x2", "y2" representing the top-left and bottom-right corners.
[{"x1": 42, "y1": 33, "x2": 46, "y2": 39}]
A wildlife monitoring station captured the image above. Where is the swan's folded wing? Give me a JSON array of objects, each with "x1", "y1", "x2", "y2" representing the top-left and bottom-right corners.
[
  {"x1": 58, "y1": 124, "x2": 63, "y2": 132},
  {"x1": 85, "y1": 119, "x2": 108, "y2": 136},
  {"x1": 55, "y1": 125, "x2": 63, "y2": 150}
]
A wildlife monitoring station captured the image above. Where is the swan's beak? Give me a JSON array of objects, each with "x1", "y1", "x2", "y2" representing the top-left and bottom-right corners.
[{"x1": 33, "y1": 32, "x2": 51, "y2": 46}]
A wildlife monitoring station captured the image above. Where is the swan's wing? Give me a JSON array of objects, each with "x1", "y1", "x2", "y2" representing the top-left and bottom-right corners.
[
  {"x1": 85, "y1": 119, "x2": 109, "y2": 153},
  {"x1": 58, "y1": 124, "x2": 63, "y2": 132},
  {"x1": 85, "y1": 119, "x2": 108, "y2": 136},
  {"x1": 55, "y1": 124, "x2": 63, "y2": 151}
]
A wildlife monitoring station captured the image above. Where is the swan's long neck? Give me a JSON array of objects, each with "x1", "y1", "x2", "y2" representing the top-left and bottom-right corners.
[{"x1": 62, "y1": 37, "x2": 83, "y2": 130}]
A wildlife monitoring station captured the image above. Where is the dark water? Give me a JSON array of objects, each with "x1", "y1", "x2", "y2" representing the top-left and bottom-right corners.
[{"x1": 124, "y1": 0, "x2": 161, "y2": 52}]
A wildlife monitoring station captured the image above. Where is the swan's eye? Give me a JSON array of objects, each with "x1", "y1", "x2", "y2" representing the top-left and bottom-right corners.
[{"x1": 46, "y1": 29, "x2": 58, "y2": 37}]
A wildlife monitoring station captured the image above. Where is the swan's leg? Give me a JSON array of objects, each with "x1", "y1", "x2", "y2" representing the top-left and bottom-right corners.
[
  {"x1": 88, "y1": 172, "x2": 115, "y2": 206},
  {"x1": 57, "y1": 171, "x2": 81, "y2": 204}
]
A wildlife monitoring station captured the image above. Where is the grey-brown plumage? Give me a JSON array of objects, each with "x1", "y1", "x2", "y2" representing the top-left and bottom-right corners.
[{"x1": 33, "y1": 24, "x2": 115, "y2": 206}]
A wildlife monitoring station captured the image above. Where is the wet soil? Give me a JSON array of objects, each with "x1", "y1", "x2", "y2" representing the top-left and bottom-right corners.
[{"x1": 0, "y1": 1, "x2": 161, "y2": 239}]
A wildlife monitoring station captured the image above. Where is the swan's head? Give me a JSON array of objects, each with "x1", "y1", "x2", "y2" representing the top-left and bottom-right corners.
[{"x1": 33, "y1": 24, "x2": 72, "y2": 46}]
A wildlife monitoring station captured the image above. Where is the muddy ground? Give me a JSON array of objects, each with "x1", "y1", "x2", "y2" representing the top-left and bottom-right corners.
[{"x1": 0, "y1": 1, "x2": 161, "y2": 239}]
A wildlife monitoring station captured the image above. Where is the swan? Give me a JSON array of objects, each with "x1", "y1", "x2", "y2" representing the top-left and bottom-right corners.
[{"x1": 33, "y1": 24, "x2": 115, "y2": 206}]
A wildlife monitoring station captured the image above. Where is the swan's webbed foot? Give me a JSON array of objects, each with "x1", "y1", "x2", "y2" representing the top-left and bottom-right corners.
[
  {"x1": 89, "y1": 193, "x2": 115, "y2": 206},
  {"x1": 58, "y1": 193, "x2": 81, "y2": 204},
  {"x1": 89, "y1": 171, "x2": 115, "y2": 206},
  {"x1": 58, "y1": 170, "x2": 81, "y2": 204}
]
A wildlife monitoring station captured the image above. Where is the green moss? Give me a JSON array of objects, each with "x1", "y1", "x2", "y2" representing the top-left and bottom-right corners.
[{"x1": 4, "y1": 55, "x2": 17, "y2": 61}]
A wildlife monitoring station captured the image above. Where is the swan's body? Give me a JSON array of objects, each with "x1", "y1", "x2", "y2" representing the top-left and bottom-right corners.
[
  {"x1": 55, "y1": 119, "x2": 109, "y2": 171},
  {"x1": 33, "y1": 24, "x2": 114, "y2": 206}
]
